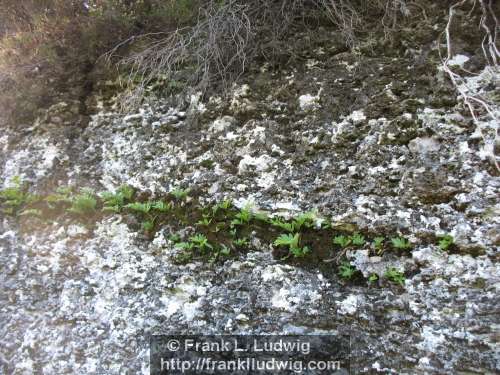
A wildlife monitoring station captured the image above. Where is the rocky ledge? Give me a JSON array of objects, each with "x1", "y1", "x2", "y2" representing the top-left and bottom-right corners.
[{"x1": 1, "y1": 18, "x2": 499, "y2": 375}]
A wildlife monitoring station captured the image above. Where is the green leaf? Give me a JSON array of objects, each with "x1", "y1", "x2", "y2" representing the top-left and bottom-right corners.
[
  {"x1": 438, "y1": 235, "x2": 454, "y2": 251},
  {"x1": 125, "y1": 202, "x2": 152, "y2": 214},
  {"x1": 351, "y1": 233, "x2": 366, "y2": 246},
  {"x1": 384, "y1": 267, "x2": 405, "y2": 285},
  {"x1": 271, "y1": 219, "x2": 294, "y2": 232},
  {"x1": 274, "y1": 233, "x2": 299, "y2": 248},
  {"x1": 333, "y1": 235, "x2": 351, "y2": 248},
  {"x1": 67, "y1": 190, "x2": 97, "y2": 215},
  {"x1": 152, "y1": 200, "x2": 171, "y2": 212},
  {"x1": 373, "y1": 236, "x2": 385, "y2": 250},
  {"x1": 391, "y1": 237, "x2": 412, "y2": 250},
  {"x1": 339, "y1": 262, "x2": 356, "y2": 279}
]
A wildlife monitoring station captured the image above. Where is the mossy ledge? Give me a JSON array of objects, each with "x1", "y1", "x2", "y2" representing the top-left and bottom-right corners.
[{"x1": 2, "y1": 179, "x2": 469, "y2": 287}]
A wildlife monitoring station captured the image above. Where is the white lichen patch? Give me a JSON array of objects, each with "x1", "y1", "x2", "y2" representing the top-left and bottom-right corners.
[{"x1": 298, "y1": 92, "x2": 321, "y2": 111}]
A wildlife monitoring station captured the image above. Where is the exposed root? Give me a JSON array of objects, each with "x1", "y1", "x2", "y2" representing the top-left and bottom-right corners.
[{"x1": 441, "y1": 0, "x2": 500, "y2": 173}]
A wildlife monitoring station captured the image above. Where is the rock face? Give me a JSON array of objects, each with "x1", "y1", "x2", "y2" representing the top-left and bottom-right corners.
[{"x1": 1, "y1": 4, "x2": 499, "y2": 375}]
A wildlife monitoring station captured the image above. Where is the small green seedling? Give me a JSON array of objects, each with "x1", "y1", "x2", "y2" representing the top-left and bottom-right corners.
[
  {"x1": 333, "y1": 235, "x2": 351, "y2": 248},
  {"x1": 219, "y1": 244, "x2": 231, "y2": 256},
  {"x1": 438, "y1": 235, "x2": 454, "y2": 251},
  {"x1": 44, "y1": 186, "x2": 72, "y2": 208},
  {"x1": 196, "y1": 213, "x2": 212, "y2": 227},
  {"x1": 373, "y1": 237, "x2": 385, "y2": 252},
  {"x1": 231, "y1": 206, "x2": 252, "y2": 226},
  {"x1": 270, "y1": 218, "x2": 294, "y2": 232},
  {"x1": 171, "y1": 187, "x2": 190, "y2": 200},
  {"x1": 67, "y1": 189, "x2": 97, "y2": 215},
  {"x1": 351, "y1": 233, "x2": 366, "y2": 246},
  {"x1": 209, "y1": 244, "x2": 231, "y2": 263},
  {"x1": 0, "y1": 176, "x2": 35, "y2": 214},
  {"x1": 368, "y1": 273, "x2": 378, "y2": 284},
  {"x1": 384, "y1": 267, "x2": 405, "y2": 286},
  {"x1": 338, "y1": 262, "x2": 357, "y2": 280},
  {"x1": 101, "y1": 185, "x2": 135, "y2": 212},
  {"x1": 292, "y1": 211, "x2": 316, "y2": 231},
  {"x1": 152, "y1": 200, "x2": 172, "y2": 212},
  {"x1": 125, "y1": 202, "x2": 152, "y2": 214},
  {"x1": 141, "y1": 220, "x2": 154, "y2": 232},
  {"x1": 274, "y1": 233, "x2": 310, "y2": 258},
  {"x1": 391, "y1": 236, "x2": 412, "y2": 250},
  {"x1": 168, "y1": 233, "x2": 181, "y2": 243},
  {"x1": 189, "y1": 233, "x2": 213, "y2": 252},
  {"x1": 212, "y1": 199, "x2": 232, "y2": 215},
  {"x1": 233, "y1": 237, "x2": 249, "y2": 247},
  {"x1": 175, "y1": 242, "x2": 195, "y2": 251}
]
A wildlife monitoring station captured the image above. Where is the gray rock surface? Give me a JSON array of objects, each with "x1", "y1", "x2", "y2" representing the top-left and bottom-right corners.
[{"x1": 1, "y1": 16, "x2": 499, "y2": 375}]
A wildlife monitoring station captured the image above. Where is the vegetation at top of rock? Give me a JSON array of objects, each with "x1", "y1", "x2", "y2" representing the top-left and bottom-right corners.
[{"x1": 0, "y1": 0, "x2": 427, "y2": 123}]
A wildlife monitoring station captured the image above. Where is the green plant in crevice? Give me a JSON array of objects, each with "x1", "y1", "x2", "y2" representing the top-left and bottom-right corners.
[
  {"x1": 125, "y1": 200, "x2": 169, "y2": 233},
  {"x1": 188, "y1": 233, "x2": 213, "y2": 253},
  {"x1": 141, "y1": 220, "x2": 155, "y2": 232},
  {"x1": 232, "y1": 237, "x2": 249, "y2": 248},
  {"x1": 125, "y1": 201, "x2": 152, "y2": 214},
  {"x1": 231, "y1": 205, "x2": 253, "y2": 227},
  {"x1": 333, "y1": 235, "x2": 351, "y2": 248},
  {"x1": 292, "y1": 211, "x2": 316, "y2": 231},
  {"x1": 437, "y1": 234, "x2": 454, "y2": 251},
  {"x1": 212, "y1": 199, "x2": 232, "y2": 215},
  {"x1": 274, "y1": 233, "x2": 310, "y2": 258},
  {"x1": 373, "y1": 236, "x2": 385, "y2": 253},
  {"x1": 196, "y1": 213, "x2": 212, "y2": 227},
  {"x1": 0, "y1": 176, "x2": 36, "y2": 215},
  {"x1": 338, "y1": 262, "x2": 357, "y2": 280},
  {"x1": 321, "y1": 219, "x2": 332, "y2": 229},
  {"x1": 101, "y1": 185, "x2": 135, "y2": 212},
  {"x1": 44, "y1": 186, "x2": 72, "y2": 208},
  {"x1": 175, "y1": 241, "x2": 195, "y2": 251},
  {"x1": 152, "y1": 200, "x2": 172, "y2": 213},
  {"x1": 368, "y1": 273, "x2": 378, "y2": 284},
  {"x1": 384, "y1": 267, "x2": 405, "y2": 286},
  {"x1": 391, "y1": 236, "x2": 412, "y2": 250},
  {"x1": 170, "y1": 187, "x2": 190, "y2": 200},
  {"x1": 229, "y1": 228, "x2": 237, "y2": 237},
  {"x1": 168, "y1": 233, "x2": 181, "y2": 243},
  {"x1": 209, "y1": 244, "x2": 231, "y2": 263},
  {"x1": 67, "y1": 188, "x2": 97, "y2": 215},
  {"x1": 270, "y1": 218, "x2": 294, "y2": 232},
  {"x1": 351, "y1": 233, "x2": 366, "y2": 246}
]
